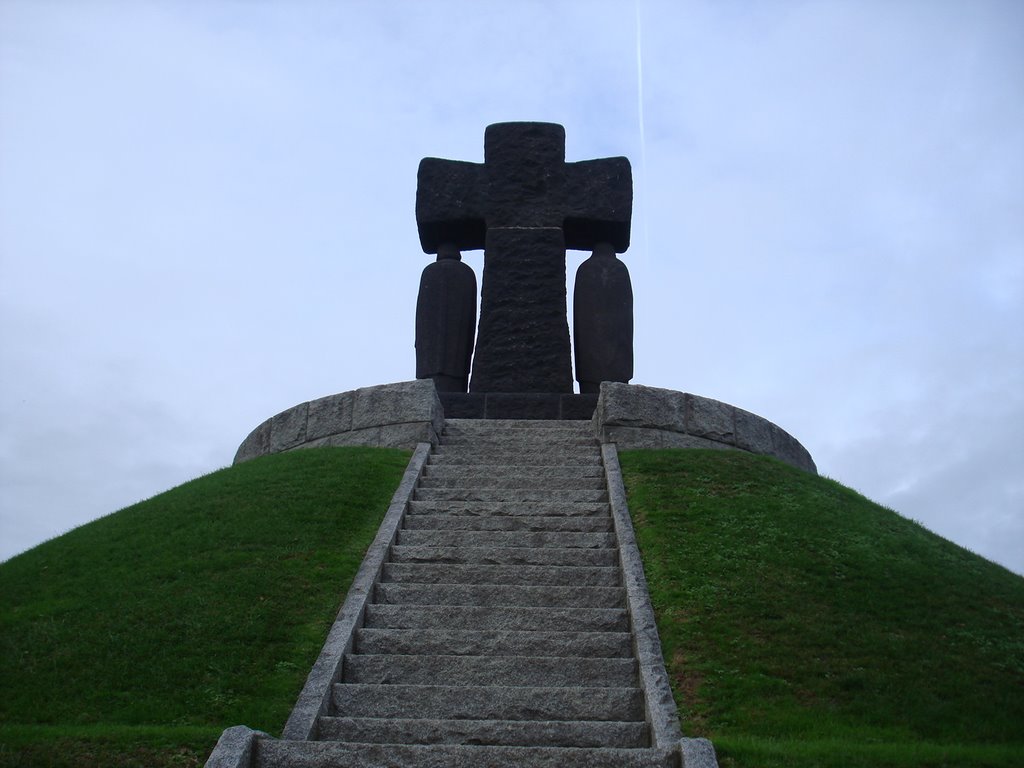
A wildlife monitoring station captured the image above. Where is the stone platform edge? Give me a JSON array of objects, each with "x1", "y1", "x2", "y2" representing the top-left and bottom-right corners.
[
  {"x1": 593, "y1": 382, "x2": 816, "y2": 475},
  {"x1": 233, "y1": 380, "x2": 444, "y2": 465},
  {"x1": 233, "y1": 379, "x2": 815, "y2": 474}
]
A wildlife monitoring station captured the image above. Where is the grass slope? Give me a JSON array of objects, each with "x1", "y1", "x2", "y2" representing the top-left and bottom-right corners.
[
  {"x1": 0, "y1": 447, "x2": 411, "y2": 768},
  {"x1": 621, "y1": 449, "x2": 1024, "y2": 768},
  {"x1": 2, "y1": 446, "x2": 1021, "y2": 768}
]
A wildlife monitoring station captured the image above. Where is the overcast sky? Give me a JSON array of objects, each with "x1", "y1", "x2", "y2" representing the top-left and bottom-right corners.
[{"x1": 1, "y1": 0, "x2": 1021, "y2": 574}]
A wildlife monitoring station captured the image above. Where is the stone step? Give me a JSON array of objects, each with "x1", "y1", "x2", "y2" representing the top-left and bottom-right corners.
[
  {"x1": 254, "y1": 741, "x2": 676, "y2": 768},
  {"x1": 414, "y1": 488, "x2": 608, "y2": 503},
  {"x1": 354, "y1": 628, "x2": 632, "y2": 658},
  {"x1": 380, "y1": 562, "x2": 620, "y2": 587},
  {"x1": 330, "y1": 683, "x2": 645, "y2": 722},
  {"x1": 440, "y1": 435, "x2": 598, "y2": 449},
  {"x1": 402, "y1": 514, "x2": 613, "y2": 532},
  {"x1": 388, "y1": 545, "x2": 617, "y2": 567},
  {"x1": 430, "y1": 449, "x2": 603, "y2": 466},
  {"x1": 362, "y1": 604, "x2": 629, "y2": 632},
  {"x1": 395, "y1": 530, "x2": 616, "y2": 549},
  {"x1": 316, "y1": 716, "x2": 649, "y2": 748},
  {"x1": 372, "y1": 583, "x2": 625, "y2": 609},
  {"x1": 406, "y1": 500, "x2": 610, "y2": 517},
  {"x1": 418, "y1": 475, "x2": 606, "y2": 491},
  {"x1": 423, "y1": 464, "x2": 606, "y2": 480},
  {"x1": 341, "y1": 654, "x2": 638, "y2": 688},
  {"x1": 445, "y1": 419, "x2": 595, "y2": 433}
]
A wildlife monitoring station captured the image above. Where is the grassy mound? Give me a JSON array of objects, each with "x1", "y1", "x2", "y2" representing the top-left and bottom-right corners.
[
  {"x1": 0, "y1": 447, "x2": 411, "y2": 768},
  {"x1": 621, "y1": 449, "x2": 1024, "y2": 768},
  {"x1": 2, "y1": 446, "x2": 1021, "y2": 768}
]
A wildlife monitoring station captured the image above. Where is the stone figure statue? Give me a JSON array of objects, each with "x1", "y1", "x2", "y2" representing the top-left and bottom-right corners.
[
  {"x1": 573, "y1": 241, "x2": 633, "y2": 394},
  {"x1": 415, "y1": 243, "x2": 477, "y2": 393}
]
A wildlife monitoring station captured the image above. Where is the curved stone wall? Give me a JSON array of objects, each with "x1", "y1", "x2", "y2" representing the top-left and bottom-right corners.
[
  {"x1": 234, "y1": 380, "x2": 444, "y2": 464},
  {"x1": 233, "y1": 378, "x2": 816, "y2": 475},
  {"x1": 593, "y1": 382, "x2": 817, "y2": 474}
]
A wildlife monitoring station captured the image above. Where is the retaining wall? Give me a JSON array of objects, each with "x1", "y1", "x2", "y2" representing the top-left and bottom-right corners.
[
  {"x1": 233, "y1": 379, "x2": 816, "y2": 475},
  {"x1": 233, "y1": 380, "x2": 444, "y2": 464},
  {"x1": 593, "y1": 382, "x2": 817, "y2": 474}
]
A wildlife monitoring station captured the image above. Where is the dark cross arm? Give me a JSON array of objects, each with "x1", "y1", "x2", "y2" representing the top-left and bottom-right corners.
[
  {"x1": 564, "y1": 157, "x2": 632, "y2": 253},
  {"x1": 416, "y1": 158, "x2": 486, "y2": 254}
]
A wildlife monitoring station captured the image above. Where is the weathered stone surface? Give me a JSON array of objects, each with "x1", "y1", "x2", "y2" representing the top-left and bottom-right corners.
[
  {"x1": 395, "y1": 530, "x2": 614, "y2": 549},
  {"x1": 484, "y1": 392, "x2": 564, "y2": 419},
  {"x1": 681, "y1": 737, "x2": 720, "y2": 767},
  {"x1": 574, "y1": 243, "x2": 633, "y2": 393},
  {"x1": 381, "y1": 562, "x2": 619, "y2": 587},
  {"x1": 470, "y1": 227, "x2": 572, "y2": 393},
  {"x1": 317, "y1": 716, "x2": 648, "y2": 748},
  {"x1": 306, "y1": 392, "x2": 353, "y2": 441},
  {"x1": 362, "y1": 604, "x2": 629, "y2": 632},
  {"x1": 595, "y1": 382, "x2": 685, "y2": 432},
  {"x1": 233, "y1": 419, "x2": 271, "y2": 464},
  {"x1": 734, "y1": 405, "x2": 773, "y2": 455},
  {"x1": 354, "y1": 628, "x2": 631, "y2": 658},
  {"x1": 600, "y1": 427, "x2": 730, "y2": 451},
  {"x1": 254, "y1": 741, "x2": 677, "y2": 768},
  {"x1": 685, "y1": 394, "x2": 735, "y2": 445},
  {"x1": 270, "y1": 403, "x2": 308, "y2": 453},
  {"x1": 561, "y1": 393, "x2": 599, "y2": 419},
  {"x1": 768, "y1": 423, "x2": 818, "y2": 474},
  {"x1": 341, "y1": 653, "x2": 637, "y2": 688},
  {"x1": 372, "y1": 583, "x2": 624, "y2": 609},
  {"x1": 204, "y1": 725, "x2": 268, "y2": 768},
  {"x1": 592, "y1": 382, "x2": 817, "y2": 474},
  {"x1": 331, "y1": 684, "x2": 644, "y2": 723},
  {"x1": 387, "y1": 544, "x2": 615, "y2": 567},
  {"x1": 602, "y1": 444, "x2": 684, "y2": 750},
  {"x1": 401, "y1": 514, "x2": 611, "y2": 532},
  {"x1": 324, "y1": 427, "x2": 381, "y2": 448},
  {"x1": 378, "y1": 422, "x2": 436, "y2": 449},
  {"x1": 351, "y1": 379, "x2": 442, "y2": 432},
  {"x1": 233, "y1": 381, "x2": 444, "y2": 463},
  {"x1": 437, "y1": 392, "x2": 598, "y2": 419}
]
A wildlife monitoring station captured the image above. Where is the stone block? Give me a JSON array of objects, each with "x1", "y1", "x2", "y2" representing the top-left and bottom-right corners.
[
  {"x1": 233, "y1": 418, "x2": 271, "y2": 464},
  {"x1": 685, "y1": 395, "x2": 735, "y2": 445},
  {"x1": 351, "y1": 380, "x2": 441, "y2": 432},
  {"x1": 438, "y1": 392, "x2": 486, "y2": 419},
  {"x1": 769, "y1": 424, "x2": 817, "y2": 474},
  {"x1": 560, "y1": 393, "x2": 599, "y2": 420},
  {"x1": 326, "y1": 427, "x2": 382, "y2": 448},
  {"x1": 734, "y1": 406, "x2": 773, "y2": 455},
  {"x1": 204, "y1": 725, "x2": 269, "y2": 768},
  {"x1": 603, "y1": 426, "x2": 730, "y2": 451},
  {"x1": 681, "y1": 737, "x2": 720, "y2": 768},
  {"x1": 306, "y1": 391, "x2": 354, "y2": 441},
  {"x1": 484, "y1": 393, "x2": 561, "y2": 420},
  {"x1": 270, "y1": 403, "x2": 308, "y2": 453},
  {"x1": 379, "y1": 421, "x2": 437, "y2": 449},
  {"x1": 595, "y1": 382, "x2": 686, "y2": 432}
]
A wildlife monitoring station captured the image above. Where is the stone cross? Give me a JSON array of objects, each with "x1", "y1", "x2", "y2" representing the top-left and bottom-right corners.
[{"x1": 416, "y1": 122, "x2": 632, "y2": 393}]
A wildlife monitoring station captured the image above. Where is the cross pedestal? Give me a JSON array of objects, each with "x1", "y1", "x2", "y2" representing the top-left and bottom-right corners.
[{"x1": 416, "y1": 122, "x2": 631, "y2": 393}]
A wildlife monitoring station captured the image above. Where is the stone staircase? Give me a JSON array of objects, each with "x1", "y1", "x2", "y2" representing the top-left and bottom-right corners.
[{"x1": 213, "y1": 419, "x2": 690, "y2": 767}]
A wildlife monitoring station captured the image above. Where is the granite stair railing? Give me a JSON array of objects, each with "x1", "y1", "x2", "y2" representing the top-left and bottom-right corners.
[{"x1": 207, "y1": 419, "x2": 714, "y2": 768}]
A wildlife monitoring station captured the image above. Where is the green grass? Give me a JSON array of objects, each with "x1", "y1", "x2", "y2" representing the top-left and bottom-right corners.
[
  {"x1": 4, "y1": 446, "x2": 1022, "y2": 767},
  {"x1": 620, "y1": 449, "x2": 1024, "y2": 768},
  {"x1": 0, "y1": 447, "x2": 410, "y2": 768}
]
